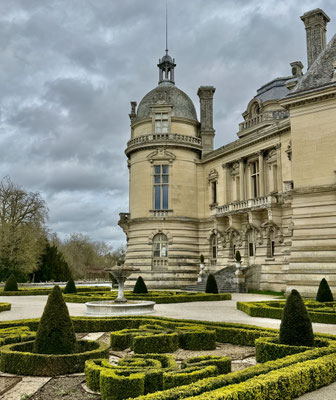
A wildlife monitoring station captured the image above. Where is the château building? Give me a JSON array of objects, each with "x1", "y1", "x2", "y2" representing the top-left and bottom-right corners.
[{"x1": 119, "y1": 9, "x2": 336, "y2": 296}]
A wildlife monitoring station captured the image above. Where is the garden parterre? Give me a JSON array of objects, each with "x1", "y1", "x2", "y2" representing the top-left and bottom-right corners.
[
  {"x1": 237, "y1": 299, "x2": 336, "y2": 324},
  {"x1": 1, "y1": 315, "x2": 336, "y2": 399}
]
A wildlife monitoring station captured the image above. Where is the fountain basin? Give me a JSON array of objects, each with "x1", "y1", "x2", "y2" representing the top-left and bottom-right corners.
[{"x1": 85, "y1": 300, "x2": 155, "y2": 316}]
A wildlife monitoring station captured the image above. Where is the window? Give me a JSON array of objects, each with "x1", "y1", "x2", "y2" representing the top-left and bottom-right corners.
[
  {"x1": 211, "y1": 181, "x2": 217, "y2": 204},
  {"x1": 251, "y1": 161, "x2": 259, "y2": 198},
  {"x1": 271, "y1": 240, "x2": 275, "y2": 257},
  {"x1": 248, "y1": 230, "x2": 256, "y2": 257},
  {"x1": 153, "y1": 234, "x2": 168, "y2": 258},
  {"x1": 211, "y1": 235, "x2": 217, "y2": 260},
  {"x1": 154, "y1": 113, "x2": 168, "y2": 134},
  {"x1": 154, "y1": 165, "x2": 169, "y2": 210}
]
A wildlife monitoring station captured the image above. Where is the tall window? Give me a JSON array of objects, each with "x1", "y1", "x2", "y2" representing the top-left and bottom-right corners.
[
  {"x1": 153, "y1": 234, "x2": 168, "y2": 258},
  {"x1": 154, "y1": 165, "x2": 169, "y2": 210},
  {"x1": 251, "y1": 161, "x2": 259, "y2": 198},
  {"x1": 211, "y1": 181, "x2": 217, "y2": 204},
  {"x1": 211, "y1": 235, "x2": 217, "y2": 260},
  {"x1": 248, "y1": 230, "x2": 256, "y2": 257},
  {"x1": 155, "y1": 113, "x2": 168, "y2": 134}
]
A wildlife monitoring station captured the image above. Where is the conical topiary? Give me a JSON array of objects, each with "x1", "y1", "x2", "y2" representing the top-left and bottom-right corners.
[
  {"x1": 33, "y1": 285, "x2": 77, "y2": 354},
  {"x1": 133, "y1": 276, "x2": 148, "y2": 294},
  {"x1": 63, "y1": 277, "x2": 77, "y2": 294},
  {"x1": 4, "y1": 274, "x2": 18, "y2": 292},
  {"x1": 279, "y1": 289, "x2": 314, "y2": 347},
  {"x1": 316, "y1": 278, "x2": 334, "y2": 302},
  {"x1": 205, "y1": 274, "x2": 219, "y2": 294}
]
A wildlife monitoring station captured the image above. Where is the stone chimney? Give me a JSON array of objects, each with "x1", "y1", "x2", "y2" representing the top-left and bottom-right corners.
[
  {"x1": 301, "y1": 9, "x2": 330, "y2": 69},
  {"x1": 197, "y1": 86, "x2": 216, "y2": 154}
]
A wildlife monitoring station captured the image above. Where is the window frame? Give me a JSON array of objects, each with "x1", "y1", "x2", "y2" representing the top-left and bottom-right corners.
[
  {"x1": 153, "y1": 164, "x2": 169, "y2": 210},
  {"x1": 153, "y1": 233, "x2": 168, "y2": 259}
]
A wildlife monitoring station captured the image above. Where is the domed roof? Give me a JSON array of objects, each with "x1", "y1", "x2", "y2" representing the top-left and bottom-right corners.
[
  {"x1": 160, "y1": 53, "x2": 173, "y2": 63},
  {"x1": 136, "y1": 84, "x2": 198, "y2": 122}
]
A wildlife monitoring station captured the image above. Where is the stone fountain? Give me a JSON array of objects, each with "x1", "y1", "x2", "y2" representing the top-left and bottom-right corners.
[{"x1": 85, "y1": 265, "x2": 155, "y2": 316}]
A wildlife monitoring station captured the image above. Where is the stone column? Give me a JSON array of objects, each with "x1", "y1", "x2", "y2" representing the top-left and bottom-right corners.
[
  {"x1": 222, "y1": 163, "x2": 228, "y2": 204},
  {"x1": 239, "y1": 158, "x2": 245, "y2": 200},
  {"x1": 258, "y1": 151, "x2": 265, "y2": 196},
  {"x1": 275, "y1": 143, "x2": 282, "y2": 193},
  {"x1": 247, "y1": 162, "x2": 252, "y2": 199}
]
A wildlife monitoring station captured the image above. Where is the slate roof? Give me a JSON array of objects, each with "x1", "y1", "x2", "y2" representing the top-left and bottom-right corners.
[
  {"x1": 290, "y1": 33, "x2": 336, "y2": 95},
  {"x1": 136, "y1": 84, "x2": 198, "y2": 122},
  {"x1": 256, "y1": 76, "x2": 292, "y2": 102}
]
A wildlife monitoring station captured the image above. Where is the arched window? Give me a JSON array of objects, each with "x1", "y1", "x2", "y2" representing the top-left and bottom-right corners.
[
  {"x1": 210, "y1": 234, "x2": 217, "y2": 261},
  {"x1": 153, "y1": 233, "x2": 168, "y2": 258}
]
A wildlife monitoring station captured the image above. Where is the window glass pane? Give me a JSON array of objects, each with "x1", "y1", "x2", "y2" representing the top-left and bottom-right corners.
[
  {"x1": 154, "y1": 186, "x2": 161, "y2": 210},
  {"x1": 162, "y1": 113, "x2": 168, "y2": 120},
  {"x1": 154, "y1": 175, "x2": 161, "y2": 183},
  {"x1": 249, "y1": 243, "x2": 254, "y2": 256},
  {"x1": 161, "y1": 245, "x2": 167, "y2": 257},
  {"x1": 162, "y1": 185, "x2": 168, "y2": 209},
  {"x1": 162, "y1": 175, "x2": 168, "y2": 183},
  {"x1": 154, "y1": 165, "x2": 161, "y2": 174},
  {"x1": 162, "y1": 165, "x2": 168, "y2": 174}
]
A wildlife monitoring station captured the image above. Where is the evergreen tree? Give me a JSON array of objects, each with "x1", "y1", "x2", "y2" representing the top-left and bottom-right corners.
[
  {"x1": 34, "y1": 242, "x2": 72, "y2": 282},
  {"x1": 205, "y1": 274, "x2": 219, "y2": 294},
  {"x1": 316, "y1": 278, "x2": 334, "y2": 302},
  {"x1": 64, "y1": 277, "x2": 77, "y2": 294},
  {"x1": 4, "y1": 273, "x2": 18, "y2": 291},
  {"x1": 133, "y1": 276, "x2": 148, "y2": 294},
  {"x1": 33, "y1": 285, "x2": 77, "y2": 354},
  {"x1": 279, "y1": 289, "x2": 314, "y2": 347}
]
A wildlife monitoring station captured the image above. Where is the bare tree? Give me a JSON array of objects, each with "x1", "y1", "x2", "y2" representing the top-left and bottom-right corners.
[{"x1": 0, "y1": 177, "x2": 48, "y2": 281}]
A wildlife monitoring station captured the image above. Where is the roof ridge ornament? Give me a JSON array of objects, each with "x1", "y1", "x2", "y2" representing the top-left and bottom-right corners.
[{"x1": 158, "y1": 4, "x2": 176, "y2": 86}]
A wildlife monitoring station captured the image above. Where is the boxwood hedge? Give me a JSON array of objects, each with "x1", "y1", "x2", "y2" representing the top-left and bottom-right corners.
[
  {"x1": 237, "y1": 299, "x2": 336, "y2": 324},
  {"x1": 0, "y1": 286, "x2": 111, "y2": 296},
  {"x1": 0, "y1": 339, "x2": 109, "y2": 376},
  {"x1": 0, "y1": 302, "x2": 11, "y2": 312}
]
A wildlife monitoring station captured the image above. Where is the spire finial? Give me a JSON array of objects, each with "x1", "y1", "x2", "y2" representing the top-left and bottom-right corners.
[{"x1": 165, "y1": 4, "x2": 168, "y2": 55}]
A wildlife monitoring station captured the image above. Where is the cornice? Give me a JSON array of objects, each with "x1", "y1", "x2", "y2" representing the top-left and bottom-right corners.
[
  {"x1": 200, "y1": 119, "x2": 290, "y2": 164},
  {"x1": 281, "y1": 86, "x2": 336, "y2": 109}
]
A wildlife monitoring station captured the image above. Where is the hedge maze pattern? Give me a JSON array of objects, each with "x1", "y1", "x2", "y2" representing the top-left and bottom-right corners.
[
  {"x1": 237, "y1": 299, "x2": 336, "y2": 324},
  {"x1": 85, "y1": 354, "x2": 231, "y2": 400},
  {"x1": 1, "y1": 315, "x2": 336, "y2": 399}
]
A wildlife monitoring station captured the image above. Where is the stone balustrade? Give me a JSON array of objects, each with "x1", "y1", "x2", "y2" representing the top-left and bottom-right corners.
[
  {"x1": 216, "y1": 195, "x2": 279, "y2": 215},
  {"x1": 150, "y1": 209, "x2": 174, "y2": 217},
  {"x1": 126, "y1": 133, "x2": 202, "y2": 155},
  {"x1": 239, "y1": 111, "x2": 289, "y2": 132}
]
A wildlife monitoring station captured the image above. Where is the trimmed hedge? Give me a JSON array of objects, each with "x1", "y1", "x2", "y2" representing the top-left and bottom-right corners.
[
  {"x1": 64, "y1": 278, "x2": 77, "y2": 294},
  {"x1": 0, "y1": 302, "x2": 11, "y2": 312},
  {"x1": 110, "y1": 323, "x2": 216, "y2": 353},
  {"x1": 133, "y1": 276, "x2": 148, "y2": 294},
  {"x1": 4, "y1": 274, "x2": 18, "y2": 292},
  {"x1": 0, "y1": 286, "x2": 111, "y2": 296},
  {"x1": 63, "y1": 292, "x2": 231, "y2": 304},
  {"x1": 316, "y1": 278, "x2": 334, "y2": 302},
  {"x1": 0, "y1": 339, "x2": 109, "y2": 376},
  {"x1": 237, "y1": 299, "x2": 336, "y2": 324},
  {"x1": 255, "y1": 336, "x2": 330, "y2": 363},
  {"x1": 0, "y1": 326, "x2": 35, "y2": 346},
  {"x1": 85, "y1": 353, "x2": 231, "y2": 400}
]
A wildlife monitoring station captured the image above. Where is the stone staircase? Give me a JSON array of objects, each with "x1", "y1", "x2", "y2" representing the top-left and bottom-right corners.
[{"x1": 184, "y1": 266, "x2": 237, "y2": 293}]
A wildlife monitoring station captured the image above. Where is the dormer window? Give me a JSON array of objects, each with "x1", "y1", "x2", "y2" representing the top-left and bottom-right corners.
[{"x1": 155, "y1": 113, "x2": 168, "y2": 134}]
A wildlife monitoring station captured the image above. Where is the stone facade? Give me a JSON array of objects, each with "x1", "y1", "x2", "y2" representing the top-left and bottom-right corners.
[{"x1": 119, "y1": 9, "x2": 336, "y2": 297}]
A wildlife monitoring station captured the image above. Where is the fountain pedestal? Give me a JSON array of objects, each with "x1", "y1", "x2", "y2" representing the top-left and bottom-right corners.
[{"x1": 85, "y1": 265, "x2": 156, "y2": 316}]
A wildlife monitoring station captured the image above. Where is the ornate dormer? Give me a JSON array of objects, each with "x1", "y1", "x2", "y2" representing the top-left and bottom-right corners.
[{"x1": 158, "y1": 50, "x2": 176, "y2": 85}]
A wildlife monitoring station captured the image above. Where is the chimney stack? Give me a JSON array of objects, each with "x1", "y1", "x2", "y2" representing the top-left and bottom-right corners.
[
  {"x1": 301, "y1": 9, "x2": 330, "y2": 69},
  {"x1": 197, "y1": 86, "x2": 216, "y2": 154}
]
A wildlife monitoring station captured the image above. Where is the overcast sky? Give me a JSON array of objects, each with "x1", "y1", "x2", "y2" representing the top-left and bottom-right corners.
[{"x1": 1, "y1": 0, "x2": 335, "y2": 249}]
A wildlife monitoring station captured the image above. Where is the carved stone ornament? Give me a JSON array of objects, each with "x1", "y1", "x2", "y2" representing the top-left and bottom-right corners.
[
  {"x1": 285, "y1": 141, "x2": 292, "y2": 161},
  {"x1": 207, "y1": 168, "x2": 219, "y2": 182},
  {"x1": 148, "y1": 230, "x2": 173, "y2": 245},
  {"x1": 147, "y1": 149, "x2": 176, "y2": 164},
  {"x1": 230, "y1": 162, "x2": 240, "y2": 176}
]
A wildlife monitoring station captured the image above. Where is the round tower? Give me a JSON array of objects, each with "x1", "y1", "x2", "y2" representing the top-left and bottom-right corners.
[{"x1": 119, "y1": 51, "x2": 204, "y2": 288}]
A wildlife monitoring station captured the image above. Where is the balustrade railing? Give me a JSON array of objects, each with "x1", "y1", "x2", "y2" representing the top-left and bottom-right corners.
[
  {"x1": 239, "y1": 111, "x2": 289, "y2": 132},
  {"x1": 150, "y1": 210, "x2": 173, "y2": 217},
  {"x1": 127, "y1": 133, "x2": 202, "y2": 148},
  {"x1": 216, "y1": 195, "x2": 278, "y2": 215}
]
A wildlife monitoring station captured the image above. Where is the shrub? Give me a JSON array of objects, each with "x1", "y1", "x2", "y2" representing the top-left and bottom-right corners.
[
  {"x1": 200, "y1": 254, "x2": 205, "y2": 264},
  {"x1": 205, "y1": 274, "x2": 218, "y2": 294},
  {"x1": 33, "y1": 285, "x2": 77, "y2": 354},
  {"x1": 279, "y1": 289, "x2": 314, "y2": 347},
  {"x1": 4, "y1": 274, "x2": 18, "y2": 292},
  {"x1": 235, "y1": 251, "x2": 241, "y2": 262},
  {"x1": 64, "y1": 277, "x2": 77, "y2": 294},
  {"x1": 316, "y1": 278, "x2": 334, "y2": 302},
  {"x1": 133, "y1": 276, "x2": 148, "y2": 294}
]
